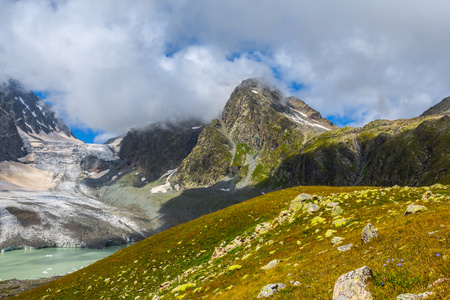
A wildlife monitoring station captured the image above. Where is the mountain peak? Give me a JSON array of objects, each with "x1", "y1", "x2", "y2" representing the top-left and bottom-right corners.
[
  {"x1": 420, "y1": 96, "x2": 450, "y2": 116},
  {"x1": 0, "y1": 79, "x2": 75, "y2": 139},
  {"x1": 222, "y1": 78, "x2": 287, "y2": 127}
]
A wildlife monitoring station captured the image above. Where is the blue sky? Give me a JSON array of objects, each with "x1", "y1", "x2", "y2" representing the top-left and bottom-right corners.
[
  {"x1": 3, "y1": 1, "x2": 450, "y2": 143},
  {"x1": 34, "y1": 90, "x2": 105, "y2": 143}
]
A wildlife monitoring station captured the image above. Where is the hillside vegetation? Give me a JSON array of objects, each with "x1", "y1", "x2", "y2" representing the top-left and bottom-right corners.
[{"x1": 14, "y1": 184, "x2": 449, "y2": 299}]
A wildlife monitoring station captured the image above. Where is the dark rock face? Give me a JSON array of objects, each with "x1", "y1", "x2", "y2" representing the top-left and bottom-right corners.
[
  {"x1": 0, "y1": 78, "x2": 77, "y2": 161},
  {"x1": 171, "y1": 119, "x2": 233, "y2": 188},
  {"x1": 0, "y1": 79, "x2": 74, "y2": 137},
  {"x1": 420, "y1": 96, "x2": 450, "y2": 116},
  {"x1": 119, "y1": 120, "x2": 204, "y2": 181},
  {"x1": 0, "y1": 106, "x2": 25, "y2": 161}
]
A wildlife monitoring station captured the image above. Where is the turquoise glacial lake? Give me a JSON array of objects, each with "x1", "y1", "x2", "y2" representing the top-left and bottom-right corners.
[{"x1": 0, "y1": 246, "x2": 125, "y2": 281}]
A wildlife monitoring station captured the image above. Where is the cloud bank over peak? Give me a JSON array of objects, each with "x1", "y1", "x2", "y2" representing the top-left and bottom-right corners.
[{"x1": 1, "y1": 0, "x2": 450, "y2": 140}]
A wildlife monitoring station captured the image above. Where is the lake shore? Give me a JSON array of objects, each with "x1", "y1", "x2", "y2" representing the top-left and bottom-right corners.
[{"x1": 0, "y1": 276, "x2": 60, "y2": 299}]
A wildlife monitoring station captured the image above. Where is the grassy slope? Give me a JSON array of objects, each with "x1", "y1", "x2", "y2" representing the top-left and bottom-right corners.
[{"x1": 17, "y1": 185, "x2": 449, "y2": 299}]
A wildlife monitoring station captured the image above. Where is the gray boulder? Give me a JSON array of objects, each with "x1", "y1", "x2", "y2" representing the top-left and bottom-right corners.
[
  {"x1": 337, "y1": 244, "x2": 353, "y2": 252},
  {"x1": 396, "y1": 291, "x2": 434, "y2": 299},
  {"x1": 332, "y1": 266, "x2": 373, "y2": 300},
  {"x1": 404, "y1": 205, "x2": 427, "y2": 216},
  {"x1": 361, "y1": 223, "x2": 379, "y2": 244},
  {"x1": 257, "y1": 283, "x2": 286, "y2": 298},
  {"x1": 290, "y1": 193, "x2": 312, "y2": 211},
  {"x1": 303, "y1": 202, "x2": 320, "y2": 214},
  {"x1": 331, "y1": 236, "x2": 344, "y2": 245},
  {"x1": 332, "y1": 205, "x2": 344, "y2": 216},
  {"x1": 261, "y1": 259, "x2": 280, "y2": 270}
]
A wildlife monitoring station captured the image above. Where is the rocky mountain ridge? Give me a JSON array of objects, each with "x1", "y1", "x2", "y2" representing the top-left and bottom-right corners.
[
  {"x1": 171, "y1": 78, "x2": 335, "y2": 190},
  {"x1": 0, "y1": 79, "x2": 74, "y2": 139}
]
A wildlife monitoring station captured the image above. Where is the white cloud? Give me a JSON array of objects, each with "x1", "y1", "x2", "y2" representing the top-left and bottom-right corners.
[{"x1": 1, "y1": 0, "x2": 450, "y2": 136}]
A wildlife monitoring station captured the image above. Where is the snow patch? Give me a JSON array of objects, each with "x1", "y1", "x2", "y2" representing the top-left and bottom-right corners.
[
  {"x1": 160, "y1": 168, "x2": 177, "y2": 178},
  {"x1": 284, "y1": 110, "x2": 330, "y2": 131},
  {"x1": 192, "y1": 126, "x2": 202, "y2": 130},
  {"x1": 219, "y1": 188, "x2": 230, "y2": 192},
  {"x1": 89, "y1": 169, "x2": 110, "y2": 179},
  {"x1": 150, "y1": 168, "x2": 178, "y2": 194},
  {"x1": 251, "y1": 89, "x2": 259, "y2": 94}
]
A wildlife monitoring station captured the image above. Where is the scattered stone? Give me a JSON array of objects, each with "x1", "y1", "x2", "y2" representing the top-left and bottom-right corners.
[
  {"x1": 332, "y1": 266, "x2": 373, "y2": 300},
  {"x1": 404, "y1": 205, "x2": 427, "y2": 216},
  {"x1": 396, "y1": 291, "x2": 434, "y2": 300},
  {"x1": 331, "y1": 205, "x2": 344, "y2": 216},
  {"x1": 158, "y1": 281, "x2": 171, "y2": 292},
  {"x1": 228, "y1": 265, "x2": 242, "y2": 271},
  {"x1": 331, "y1": 236, "x2": 344, "y2": 245},
  {"x1": 337, "y1": 244, "x2": 353, "y2": 252},
  {"x1": 326, "y1": 229, "x2": 337, "y2": 237},
  {"x1": 333, "y1": 218, "x2": 349, "y2": 228},
  {"x1": 295, "y1": 193, "x2": 313, "y2": 201},
  {"x1": 257, "y1": 283, "x2": 286, "y2": 298},
  {"x1": 421, "y1": 190, "x2": 433, "y2": 201},
  {"x1": 361, "y1": 223, "x2": 379, "y2": 244},
  {"x1": 276, "y1": 210, "x2": 294, "y2": 224},
  {"x1": 293, "y1": 281, "x2": 301, "y2": 286},
  {"x1": 210, "y1": 236, "x2": 246, "y2": 262},
  {"x1": 426, "y1": 277, "x2": 448, "y2": 288},
  {"x1": 303, "y1": 202, "x2": 320, "y2": 214},
  {"x1": 290, "y1": 193, "x2": 312, "y2": 211},
  {"x1": 261, "y1": 259, "x2": 280, "y2": 270},
  {"x1": 210, "y1": 247, "x2": 227, "y2": 262},
  {"x1": 255, "y1": 222, "x2": 272, "y2": 234},
  {"x1": 172, "y1": 282, "x2": 196, "y2": 293},
  {"x1": 327, "y1": 201, "x2": 340, "y2": 207},
  {"x1": 311, "y1": 216, "x2": 326, "y2": 226}
]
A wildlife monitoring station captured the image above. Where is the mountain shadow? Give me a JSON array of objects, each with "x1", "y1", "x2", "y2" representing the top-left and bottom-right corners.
[{"x1": 156, "y1": 183, "x2": 261, "y2": 231}]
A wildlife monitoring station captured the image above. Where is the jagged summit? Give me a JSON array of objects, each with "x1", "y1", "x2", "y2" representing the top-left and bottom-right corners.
[
  {"x1": 0, "y1": 78, "x2": 75, "y2": 140},
  {"x1": 421, "y1": 96, "x2": 450, "y2": 116},
  {"x1": 172, "y1": 78, "x2": 333, "y2": 189}
]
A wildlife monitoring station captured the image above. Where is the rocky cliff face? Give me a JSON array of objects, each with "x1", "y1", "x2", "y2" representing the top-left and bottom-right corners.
[
  {"x1": 171, "y1": 78, "x2": 334, "y2": 189},
  {"x1": 118, "y1": 120, "x2": 204, "y2": 182},
  {"x1": 0, "y1": 106, "x2": 25, "y2": 161},
  {"x1": 420, "y1": 96, "x2": 450, "y2": 116}
]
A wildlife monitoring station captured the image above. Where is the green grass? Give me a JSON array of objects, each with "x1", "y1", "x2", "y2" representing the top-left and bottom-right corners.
[
  {"x1": 232, "y1": 143, "x2": 250, "y2": 166},
  {"x1": 14, "y1": 185, "x2": 450, "y2": 299}
]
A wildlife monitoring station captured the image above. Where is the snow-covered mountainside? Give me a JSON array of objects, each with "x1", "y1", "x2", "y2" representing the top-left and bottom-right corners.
[{"x1": 0, "y1": 80, "x2": 156, "y2": 251}]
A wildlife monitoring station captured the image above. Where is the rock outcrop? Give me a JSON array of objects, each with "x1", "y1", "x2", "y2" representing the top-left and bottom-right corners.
[
  {"x1": 257, "y1": 283, "x2": 286, "y2": 298},
  {"x1": 119, "y1": 120, "x2": 204, "y2": 181},
  {"x1": 420, "y1": 96, "x2": 450, "y2": 116},
  {"x1": 0, "y1": 106, "x2": 25, "y2": 162},
  {"x1": 332, "y1": 266, "x2": 373, "y2": 300},
  {"x1": 404, "y1": 204, "x2": 427, "y2": 216},
  {"x1": 361, "y1": 223, "x2": 379, "y2": 244}
]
